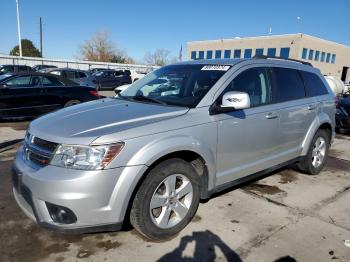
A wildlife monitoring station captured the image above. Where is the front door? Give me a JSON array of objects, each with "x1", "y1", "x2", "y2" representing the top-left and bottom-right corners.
[{"x1": 215, "y1": 67, "x2": 281, "y2": 186}]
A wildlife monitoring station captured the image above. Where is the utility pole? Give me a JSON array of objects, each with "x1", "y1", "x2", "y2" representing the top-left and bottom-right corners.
[
  {"x1": 15, "y1": 0, "x2": 22, "y2": 56},
  {"x1": 40, "y1": 17, "x2": 43, "y2": 57}
]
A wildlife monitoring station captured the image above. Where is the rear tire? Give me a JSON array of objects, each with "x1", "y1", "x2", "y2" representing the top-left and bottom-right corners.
[
  {"x1": 296, "y1": 129, "x2": 330, "y2": 175},
  {"x1": 64, "y1": 100, "x2": 80, "y2": 107},
  {"x1": 130, "y1": 158, "x2": 200, "y2": 241}
]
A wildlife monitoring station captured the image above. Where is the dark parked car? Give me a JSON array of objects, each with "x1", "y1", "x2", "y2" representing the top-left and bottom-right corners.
[
  {"x1": 0, "y1": 64, "x2": 32, "y2": 75},
  {"x1": 336, "y1": 95, "x2": 350, "y2": 133},
  {"x1": 45, "y1": 68, "x2": 96, "y2": 88},
  {"x1": 0, "y1": 72, "x2": 100, "y2": 120},
  {"x1": 32, "y1": 64, "x2": 58, "y2": 71},
  {"x1": 93, "y1": 69, "x2": 132, "y2": 90}
]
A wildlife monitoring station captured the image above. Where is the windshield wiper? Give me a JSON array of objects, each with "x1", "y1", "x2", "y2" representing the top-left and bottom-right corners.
[{"x1": 131, "y1": 95, "x2": 167, "y2": 105}]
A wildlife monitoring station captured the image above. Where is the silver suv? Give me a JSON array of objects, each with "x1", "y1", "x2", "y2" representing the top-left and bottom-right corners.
[{"x1": 13, "y1": 57, "x2": 335, "y2": 240}]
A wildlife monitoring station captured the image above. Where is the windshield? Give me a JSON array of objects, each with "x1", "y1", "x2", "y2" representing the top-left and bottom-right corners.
[{"x1": 120, "y1": 64, "x2": 230, "y2": 108}]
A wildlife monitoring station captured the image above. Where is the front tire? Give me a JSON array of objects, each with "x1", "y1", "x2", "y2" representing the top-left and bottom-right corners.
[
  {"x1": 130, "y1": 158, "x2": 200, "y2": 240},
  {"x1": 296, "y1": 129, "x2": 330, "y2": 175}
]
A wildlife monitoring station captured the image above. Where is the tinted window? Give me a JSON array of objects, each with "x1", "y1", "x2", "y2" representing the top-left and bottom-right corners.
[
  {"x1": 0, "y1": 66, "x2": 14, "y2": 74},
  {"x1": 271, "y1": 67, "x2": 306, "y2": 103},
  {"x1": 224, "y1": 50, "x2": 231, "y2": 59},
  {"x1": 5, "y1": 76, "x2": 31, "y2": 87},
  {"x1": 244, "y1": 49, "x2": 252, "y2": 58},
  {"x1": 206, "y1": 50, "x2": 213, "y2": 59},
  {"x1": 331, "y1": 54, "x2": 336, "y2": 64},
  {"x1": 267, "y1": 48, "x2": 276, "y2": 57},
  {"x1": 234, "y1": 49, "x2": 241, "y2": 59},
  {"x1": 299, "y1": 71, "x2": 328, "y2": 97},
  {"x1": 308, "y1": 49, "x2": 314, "y2": 60},
  {"x1": 41, "y1": 76, "x2": 64, "y2": 86},
  {"x1": 78, "y1": 72, "x2": 87, "y2": 78},
  {"x1": 280, "y1": 48, "x2": 290, "y2": 58},
  {"x1": 198, "y1": 51, "x2": 204, "y2": 59},
  {"x1": 224, "y1": 67, "x2": 271, "y2": 107},
  {"x1": 302, "y1": 48, "x2": 308, "y2": 59},
  {"x1": 50, "y1": 70, "x2": 62, "y2": 76},
  {"x1": 315, "y1": 51, "x2": 320, "y2": 61},
  {"x1": 65, "y1": 71, "x2": 76, "y2": 79},
  {"x1": 255, "y1": 48, "x2": 264, "y2": 56},
  {"x1": 18, "y1": 66, "x2": 30, "y2": 72},
  {"x1": 215, "y1": 50, "x2": 222, "y2": 59},
  {"x1": 30, "y1": 76, "x2": 41, "y2": 86},
  {"x1": 191, "y1": 51, "x2": 196, "y2": 60},
  {"x1": 321, "y1": 52, "x2": 325, "y2": 62}
]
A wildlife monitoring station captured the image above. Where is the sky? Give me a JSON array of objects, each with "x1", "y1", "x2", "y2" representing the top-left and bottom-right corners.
[{"x1": 0, "y1": 0, "x2": 349, "y2": 63}]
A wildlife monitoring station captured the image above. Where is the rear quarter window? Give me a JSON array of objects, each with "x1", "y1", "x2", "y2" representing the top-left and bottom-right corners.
[
  {"x1": 299, "y1": 71, "x2": 329, "y2": 97},
  {"x1": 271, "y1": 67, "x2": 306, "y2": 103}
]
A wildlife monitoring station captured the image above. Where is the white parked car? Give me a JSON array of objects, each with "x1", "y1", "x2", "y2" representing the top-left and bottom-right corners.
[{"x1": 130, "y1": 70, "x2": 147, "y2": 82}]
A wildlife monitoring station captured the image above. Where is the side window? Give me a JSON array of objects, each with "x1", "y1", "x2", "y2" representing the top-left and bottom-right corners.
[
  {"x1": 78, "y1": 72, "x2": 87, "y2": 78},
  {"x1": 224, "y1": 67, "x2": 271, "y2": 107},
  {"x1": 30, "y1": 76, "x2": 42, "y2": 87},
  {"x1": 299, "y1": 71, "x2": 329, "y2": 97},
  {"x1": 5, "y1": 76, "x2": 31, "y2": 87},
  {"x1": 41, "y1": 76, "x2": 64, "y2": 86},
  {"x1": 50, "y1": 70, "x2": 62, "y2": 76},
  {"x1": 271, "y1": 67, "x2": 306, "y2": 103},
  {"x1": 65, "y1": 71, "x2": 77, "y2": 79}
]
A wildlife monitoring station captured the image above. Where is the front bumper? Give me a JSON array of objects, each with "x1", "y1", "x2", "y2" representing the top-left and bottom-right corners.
[{"x1": 12, "y1": 146, "x2": 148, "y2": 233}]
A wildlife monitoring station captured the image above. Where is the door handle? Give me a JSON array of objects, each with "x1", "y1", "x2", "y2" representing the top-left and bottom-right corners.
[
  {"x1": 265, "y1": 112, "x2": 278, "y2": 119},
  {"x1": 307, "y1": 104, "x2": 316, "y2": 110}
]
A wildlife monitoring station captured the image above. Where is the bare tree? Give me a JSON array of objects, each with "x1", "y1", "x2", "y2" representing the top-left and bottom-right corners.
[
  {"x1": 80, "y1": 31, "x2": 133, "y2": 63},
  {"x1": 144, "y1": 49, "x2": 171, "y2": 66}
]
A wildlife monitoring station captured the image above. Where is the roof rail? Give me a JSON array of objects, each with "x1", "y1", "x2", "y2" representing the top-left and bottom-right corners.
[{"x1": 253, "y1": 55, "x2": 313, "y2": 67}]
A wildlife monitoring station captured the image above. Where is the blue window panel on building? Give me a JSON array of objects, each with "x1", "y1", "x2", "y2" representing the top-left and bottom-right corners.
[
  {"x1": 244, "y1": 49, "x2": 252, "y2": 58},
  {"x1": 191, "y1": 51, "x2": 196, "y2": 60},
  {"x1": 280, "y1": 48, "x2": 290, "y2": 58},
  {"x1": 224, "y1": 50, "x2": 231, "y2": 59},
  {"x1": 267, "y1": 48, "x2": 276, "y2": 57},
  {"x1": 302, "y1": 48, "x2": 308, "y2": 59},
  {"x1": 308, "y1": 49, "x2": 314, "y2": 60},
  {"x1": 206, "y1": 50, "x2": 213, "y2": 59},
  {"x1": 321, "y1": 52, "x2": 325, "y2": 62},
  {"x1": 234, "y1": 49, "x2": 241, "y2": 59},
  {"x1": 331, "y1": 54, "x2": 336, "y2": 64},
  {"x1": 315, "y1": 51, "x2": 320, "y2": 61},
  {"x1": 215, "y1": 50, "x2": 222, "y2": 59},
  {"x1": 255, "y1": 48, "x2": 264, "y2": 56},
  {"x1": 326, "y1": 53, "x2": 331, "y2": 63},
  {"x1": 198, "y1": 51, "x2": 204, "y2": 59}
]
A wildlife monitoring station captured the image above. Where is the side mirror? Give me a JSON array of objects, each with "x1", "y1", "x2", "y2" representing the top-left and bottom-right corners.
[{"x1": 210, "y1": 91, "x2": 250, "y2": 115}]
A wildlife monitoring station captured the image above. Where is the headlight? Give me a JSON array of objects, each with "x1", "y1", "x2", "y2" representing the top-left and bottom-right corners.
[{"x1": 50, "y1": 143, "x2": 124, "y2": 170}]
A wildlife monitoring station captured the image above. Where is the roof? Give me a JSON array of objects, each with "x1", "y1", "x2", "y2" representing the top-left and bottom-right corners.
[{"x1": 0, "y1": 72, "x2": 78, "y2": 86}]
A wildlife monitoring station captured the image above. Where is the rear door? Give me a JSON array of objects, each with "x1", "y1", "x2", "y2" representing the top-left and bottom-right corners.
[
  {"x1": 270, "y1": 67, "x2": 317, "y2": 157},
  {"x1": 36, "y1": 75, "x2": 65, "y2": 113}
]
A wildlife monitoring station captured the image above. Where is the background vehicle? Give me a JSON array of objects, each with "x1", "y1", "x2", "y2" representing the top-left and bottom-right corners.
[
  {"x1": 0, "y1": 72, "x2": 99, "y2": 119},
  {"x1": 335, "y1": 95, "x2": 350, "y2": 133},
  {"x1": 324, "y1": 75, "x2": 345, "y2": 95},
  {"x1": 0, "y1": 65, "x2": 32, "y2": 75},
  {"x1": 45, "y1": 68, "x2": 96, "y2": 88},
  {"x1": 13, "y1": 57, "x2": 335, "y2": 240},
  {"x1": 32, "y1": 65, "x2": 58, "y2": 71},
  {"x1": 92, "y1": 69, "x2": 132, "y2": 90},
  {"x1": 130, "y1": 70, "x2": 147, "y2": 82}
]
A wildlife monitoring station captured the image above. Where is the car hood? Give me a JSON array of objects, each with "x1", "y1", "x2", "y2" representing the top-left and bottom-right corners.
[{"x1": 29, "y1": 98, "x2": 189, "y2": 145}]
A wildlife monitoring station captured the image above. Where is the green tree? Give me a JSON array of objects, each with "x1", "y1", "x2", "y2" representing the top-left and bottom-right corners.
[{"x1": 10, "y1": 39, "x2": 41, "y2": 57}]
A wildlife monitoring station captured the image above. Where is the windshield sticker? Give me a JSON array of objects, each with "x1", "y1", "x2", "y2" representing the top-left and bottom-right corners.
[{"x1": 201, "y1": 65, "x2": 230, "y2": 71}]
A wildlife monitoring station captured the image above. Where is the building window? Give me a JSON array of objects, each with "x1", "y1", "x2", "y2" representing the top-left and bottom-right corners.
[
  {"x1": 198, "y1": 51, "x2": 204, "y2": 59},
  {"x1": 191, "y1": 51, "x2": 196, "y2": 60},
  {"x1": 326, "y1": 53, "x2": 331, "y2": 63},
  {"x1": 280, "y1": 47, "x2": 290, "y2": 58},
  {"x1": 244, "y1": 49, "x2": 252, "y2": 58},
  {"x1": 206, "y1": 50, "x2": 213, "y2": 59},
  {"x1": 331, "y1": 54, "x2": 336, "y2": 64},
  {"x1": 302, "y1": 48, "x2": 308, "y2": 59},
  {"x1": 314, "y1": 51, "x2": 320, "y2": 61},
  {"x1": 321, "y1": 52, "x2": 325, "y2": 62},
  {"x1": 234, "y1": 49, "x2": 241, "y2": 59},
  {"x1": 255, "y1": 48, "x2": 264, "y2": 56},
  {"x1": 308, "y1": 49, "x2": 314, "y2": 60},
  {"x1": 267, "y1": 48, "x2": 276, "y2": 57},
  {"x1": 215, "y1": 50, "x2": 222, "y2": 59},
  {"x1": 224, "y1": 50, "x2": 231, "y2": 59}
]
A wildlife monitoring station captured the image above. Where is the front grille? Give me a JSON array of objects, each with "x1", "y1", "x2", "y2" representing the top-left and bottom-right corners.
[{"x1": 24, "y1": 133, "x2": 58, "y2": 167}]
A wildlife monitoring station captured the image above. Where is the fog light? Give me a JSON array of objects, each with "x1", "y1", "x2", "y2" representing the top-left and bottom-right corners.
[{"x1": 46, "y1": 202, "x2": 77, "y2": 224}]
